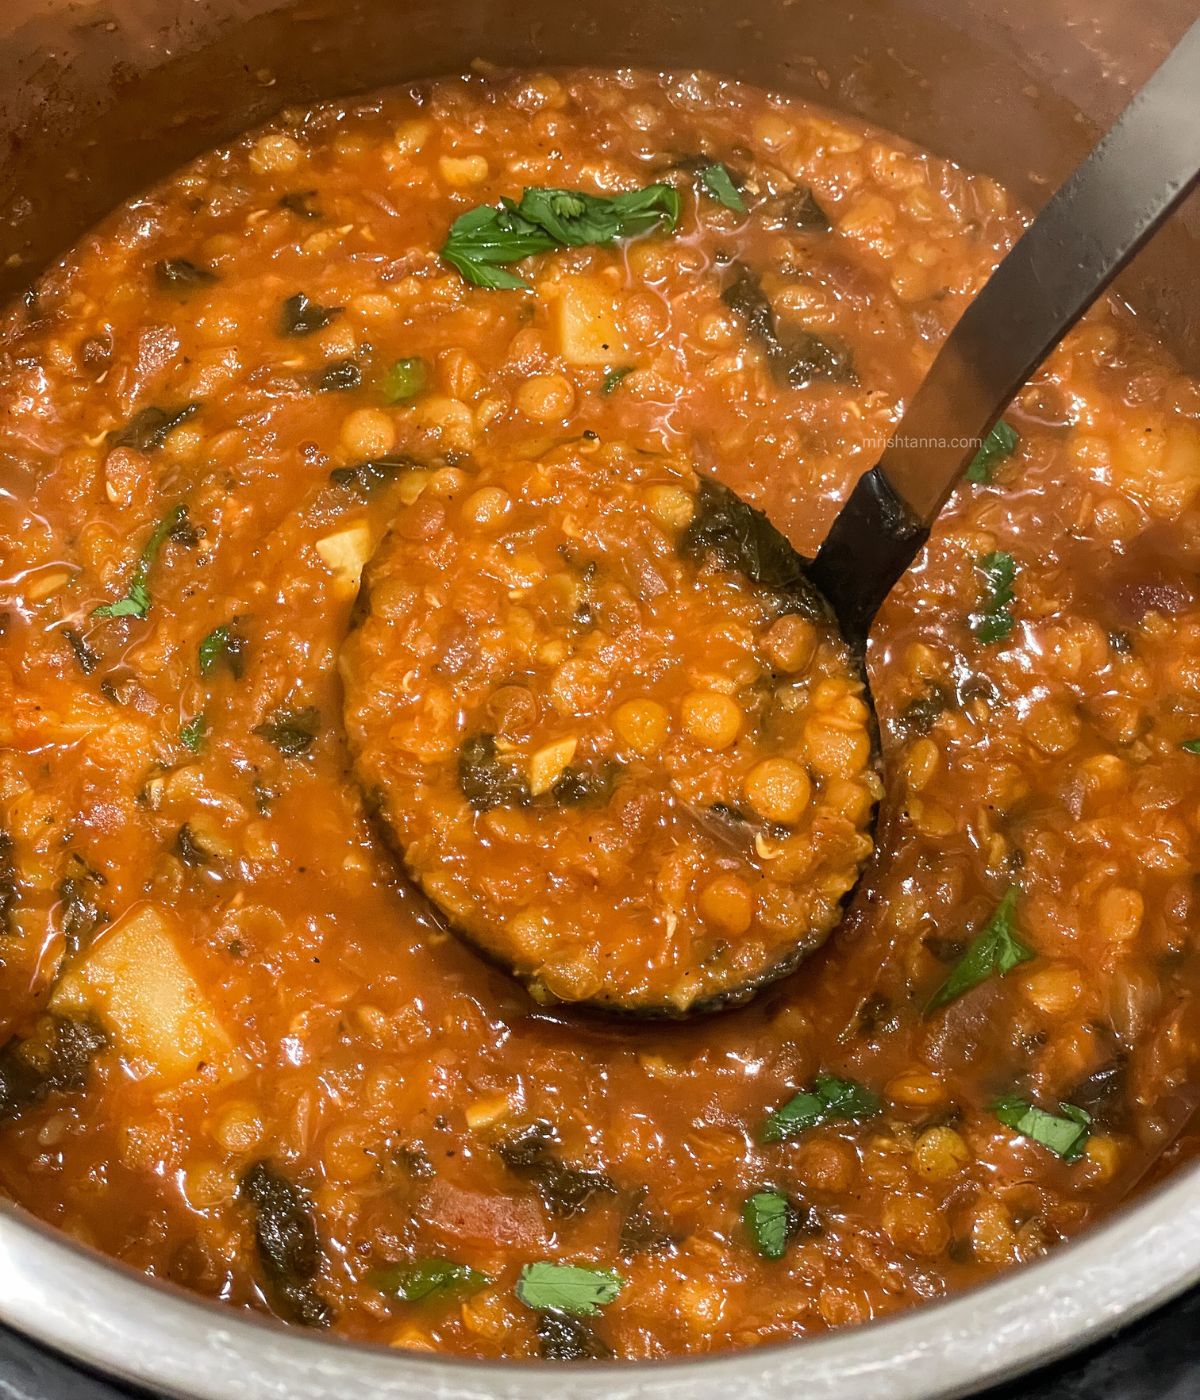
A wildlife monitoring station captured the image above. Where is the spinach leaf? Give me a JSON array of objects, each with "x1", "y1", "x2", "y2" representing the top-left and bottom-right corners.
[
  {"x1": 895, "y1": 683, "x2": 955, "y2": 739},
  {"x1": 279, "y1": 190, "x2": 321, "y2": 219},
  {"x1": 0, "y1": 1014, "x2": 107, "y2": 1124},
  {"x1": 373, "y1": 1258, "x2": 489, "y2": 1303},
  {"x1": 699, "y1": 163, "x2": 747, "y2": 213},
  {"x1": 155, "y1": 258, "x2": 217, "y2": 292},
  {"x1": 240, "y1": 1161, "x2": 332, "y2": 1327},
  {"x1": 173, "y1": 823, "x2": 211, "y2": 867},
  {"x1": 92, "y1": 504, "x2": 189, "y2": 620},
  {"x1": 458, "y1": 732, "x2": 530, "y2": 810},
  {"x1": 991, "y1": 1096, "x2": 1091, "y2": 1162},
  {"x1": 766, "y1": 187, "x2": 832, "y2": 233},
  {"x1": 382, "y1": 358, "x2": 427, "y2": 402},
  {"x1": 328, "y1": 455, "x2": 419, "y2": 499},
  {"x1": 618, "y1": 1187, "x2": 676, "y2": 1257},
  {"x1": 495, "y1": 1120, "x2": 616, "y2": 1219},
  {"x1": 317, "y1": 359, "x2": 362, "y2": 393},
  {"x1": 762, "y1": 1073, "x2": 881, "y2": 1143},
  {"x1": 56, "y1": 854, "x2": 108, "y2": 957},
  {"x1": 550, "y1": 763, "x2": 621, "y2": 807},
  {"x1": 971, "y1": 550, "x2": 1018, "y2": 644},
  {"x1": 441, "y1": 184, "x2": 681, "y2": 291},
  {"x1": 515, "y1": 1262, "x2": 624, "y2": 1316},
  {"x1": 966, "y1": 420, "x2": 1019, "y2": 485},
  {"x1": 179, "y1": 714, "x2": 207, "y2": 754},
  {"x1": 537, "y1": 1310, "x2": 614, "y2": 1361},
  {"x1": 198, "y1": 622, "x2": 249, "y2": 679},
  {"x1": 678, "y1": 478, "x2": 826, "y2": 619},
  {"x1": 601, "y1": 366, "x2": 634, "y2": 394},
  {"x1": 723, "y1": 264, "x2": 856, "y2": 388},
  {"x1": 62, "y1": 626, "x2": 100, "y2": 675},
  {"x1": 743, "y1": 1189, "x2": 802, "y2": 1260},
  {"x1": 280, "y1": 293, "x2": 342, "y2": 337},
  {"x1": 925, "y1": 887, "x2": 1033, "y2": 1012},
  {"x1": 108, "y1": 403, "x2": 200, "y2": 453},
  {"x1": 0, "y1": 833, "x2": 16, "y2": 935},
  {"x1": 253, "y1": 705, "x2": 321, "y2": 757}
]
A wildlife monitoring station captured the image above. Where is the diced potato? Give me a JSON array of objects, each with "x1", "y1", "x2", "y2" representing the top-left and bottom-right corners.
[
  {"x1": 315, "y1": 521, "x2": 371, "y2": 599},
  {"x1": 51, "y1": 904, "x2": 242, "y2": 1083},
  {"x1": 527, "y1": 737, "x2": 577, "y2": 795},
  {"x1": 26, "y1": 568, "x2": 72, "y2": 601},
  {"x1": 464, "y1": 1091, "x2": 513, "y2": 1129},
  {"x1": 545, "y1": 276, "x2": 626, "y2": 366}
]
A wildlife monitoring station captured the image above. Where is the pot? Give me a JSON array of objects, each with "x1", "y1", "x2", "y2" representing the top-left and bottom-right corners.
[{"x1": 0, "y1": 2, "x2": 1198, "y2": 1396}]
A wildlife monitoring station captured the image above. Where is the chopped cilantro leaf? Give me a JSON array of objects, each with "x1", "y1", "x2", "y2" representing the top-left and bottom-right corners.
[
  {"x1": 925, "y1": 887, "x2": 1033, "y2": 1011},
  {"x1": 971, "y1": 549, "x2": 1017, "y2": 644},
  {"x1": 699, "y1": 162, "x2": 747, "y2": 213},
  {"x1": 515, "y1": 1262, "x2": 624, "y2": 1316},
  {"x1": 179, "y1": 714, "x2": 207, "y2": 753},
  {"x1": 382, "y1": 357, "x2": 427, "y2": 402},
  {"x1": 92, "y1": 504, "x2": 189, "y2": 620},
  {"x1": 762, "y1": 1073, "x2": 881, "y2": 1143},
  {"x1": 373, "y1": 1258, "x2": 489, "y2": 1303},
  {"x1": 992, "y1": 1095, "x2": 1091, "y2": 1162},
  {"x1": 965, "y1": 420, "x2": 1020, "y2": 484}
]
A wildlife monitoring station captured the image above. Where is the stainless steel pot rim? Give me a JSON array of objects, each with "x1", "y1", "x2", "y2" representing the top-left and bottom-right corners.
[{"x1": 0, "y1": 1158, "x2": 1196, "y2": 1400}]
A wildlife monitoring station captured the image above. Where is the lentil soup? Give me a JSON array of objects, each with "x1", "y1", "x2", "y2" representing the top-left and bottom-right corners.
[{"x1": 1, "y1": 67, "x2": 1199, "y2": 1361}]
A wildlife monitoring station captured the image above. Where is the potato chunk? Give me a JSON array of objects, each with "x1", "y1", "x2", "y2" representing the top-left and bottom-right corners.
[
  {"x1": 316, "y1": 521, "x2": 372, "y2": 599},
  {"x1": 546, "y1": 276, "x2": 626, "y2": 366},
  {"x1": 51, "y1": 904, "x2": 241, "y2": 1083}
]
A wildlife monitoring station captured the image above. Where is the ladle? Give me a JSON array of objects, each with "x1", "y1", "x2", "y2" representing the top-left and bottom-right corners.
[{"x1": 809, "y1": 18, "x2": 1200, "y2": 647}]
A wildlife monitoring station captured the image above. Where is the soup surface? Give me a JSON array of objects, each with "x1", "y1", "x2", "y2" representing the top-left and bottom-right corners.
[{"x1": 1, "y1": 67, "x2": 1199, "y2": 1360}]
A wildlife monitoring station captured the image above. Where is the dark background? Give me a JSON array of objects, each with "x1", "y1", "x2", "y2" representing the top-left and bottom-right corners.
[{"x1": 2, "y1": 1287, "x2": 1197, "y2": 1400}]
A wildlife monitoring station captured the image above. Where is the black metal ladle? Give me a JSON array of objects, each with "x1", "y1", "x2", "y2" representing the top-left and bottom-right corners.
[{"x1": 808, "y1": 18, "x2": 1200, "y2": 649}]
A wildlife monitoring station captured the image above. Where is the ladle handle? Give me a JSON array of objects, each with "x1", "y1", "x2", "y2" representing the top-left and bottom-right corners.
[{"x1": 809, "y1": 17, "x2": 1200, "y2": 648}]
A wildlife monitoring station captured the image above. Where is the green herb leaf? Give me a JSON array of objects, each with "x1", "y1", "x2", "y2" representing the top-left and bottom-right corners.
[
  {"x1": 766, "y1": 187, "x2": 832, "y2": 232},
  {"x1": 601, "y1": 366, "x2": 634, "y2": 394},
  {"x1": 328, "y1": 455, "x2": 419, "y2": 499},
  {"x1": 253, "y1": 706, "x2": 321, "y2": 757},
  {"x1": 441, "y1": 184, "x2": 680, "y2": 290},
  {"x1": 925, "y1": 887, "x2": 1033, "y2": 1012},
  {"x1": 317, "y1": 359, "x2": 362, "y2": 393},
  {"x1": 515, "y1": 1262, "x2": 624, "y2": 1316},
  {"x1": 991, "y1": 1095, "x2": 1092, "y2": 1162},
  {"x1": 678, "y1": 478, "x2": 827, "y2": 620},
  {"x1": 198, "y1": 622, "x2": 249, "y2": 679},
  {"x1": 179, "y1": 714, "x2": 207, "y2": 753},
  {"x1": 155, "y1": 258, "x2": 217, "y2": 292},
  {"x1": 723, "y1": 264, "x2": 855, "y2": 388},
  {"x1": 762, "y1": 1073, "x2": 881, "y2": 1143},
  {"x1": 280, "y1": 293, "x2": 342, "y2": 336},
  {"x1": 966, "y1": 420, "x2": 1020, "y2": 485},
  {"x1": 373, "y1": 1258, "x2": 489, "y2": 1303},
  {"x1": 382, "y1": 357, "x2": 427, "y2": 402},
  {"x1": 93, "y1": 504, "x2": 188, "y2": 620},
  {"x1": 458, "y1": 732, "x2": 530, "y2": 810},
  {"x1": 1181, "y1": 738, "x2": 1200, "y2": 754},
  {"x1": 240, "y1": 1161, "x2": 332, "y2": 1328},
  {"x1": 742, "y1": 1189, "x2": 797, "y2": 1259},
  {"x1": 536, "y1": 1311, "x2": 613, "y2": 1361},
  {"x1": 699, "y1": 163, "x2": 747, "y2": 213},
  {"x1": 108, "y1": 403, "x2": 200, "y2": 454},
  {"x1": 971, "y1": 550, "x2": 1018, "y2": 644}
]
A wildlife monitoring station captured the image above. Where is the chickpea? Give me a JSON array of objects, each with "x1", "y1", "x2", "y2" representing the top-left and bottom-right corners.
[
  {"x1": 439, "y1": 154, "x2": 489, "y2": 187},
  {"x1": 516, "y1": 373, "x2": 576, "y2": 422},
  {"x1": 1095, "y1": 885, "x2": 1143, "y2": 946},
  {"x1": 462, "y1": 486, "x2": 511, "y2": 527},
  {"x1": 681, "y1": 691, "x2": 742, "y2": 750},
  {"x1": 340, "y1": 407, "x2": 396, "y2": 459},
  {"x1": 882, "y1": 1193, "x2": 950, "y2": 1257},
  {"x1": 803, "y1": 716, "x2": 871, "y2": 779},
  {"x1": 249, "y1": 132, "x2": 304, "y2": 174},
  {"x1": 699, "y1": 875, "x2": 754, "y2": 934},
  {"x1": 885, "y1": 1069, "x2": 946, "y2": 1108},
  {"x1": 645, "y1": 484, "x2": 695, "y2": 530},
  {"x1": 744, "y1": 758, "x2": 810, "y2": 825},
  {"x1": 912, "y1": 1126, "x2": 971, "y2": 1182},
  {"x1": 762, "y1": 614, "x2": 816, "y2": 673},
  {"x1": 612, "y1": 698, "x2": 670, "y2": 754}
]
